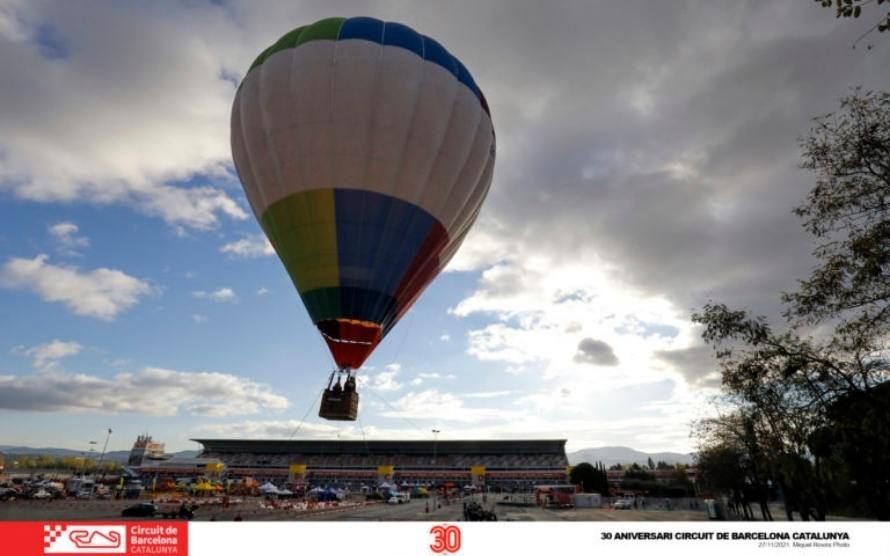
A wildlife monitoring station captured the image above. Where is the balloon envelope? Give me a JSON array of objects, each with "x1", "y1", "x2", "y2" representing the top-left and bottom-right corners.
[{"x1": 231, "y1": 17, "x2": 496, "y2": 369}]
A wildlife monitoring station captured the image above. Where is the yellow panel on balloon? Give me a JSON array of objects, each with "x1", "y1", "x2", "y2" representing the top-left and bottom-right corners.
[
  {"x1": 471, "y1": 466, "x2": 486, "y2": 476},
  {"x1": 289, "y1": 464, "x2": 307, "y2": 474}
]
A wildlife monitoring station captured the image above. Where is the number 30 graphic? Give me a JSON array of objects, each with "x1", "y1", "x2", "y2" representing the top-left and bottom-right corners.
[{"x1": 429, "y1": 524, "x2": 462, "y2": 553}]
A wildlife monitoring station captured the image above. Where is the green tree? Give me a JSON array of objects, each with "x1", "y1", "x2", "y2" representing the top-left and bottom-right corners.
[
  {"x1": 816, "y1": 0, "x2": 890, "y2": 39},
  {"x1": 692, "y1": 89, "x2": 890, "y2": 520},
  {"x1": 786, "y1": 89, "x2": 890, "y2": 344},
  {"x1": 647, "y1": 456, "x2": 655, "y2": 470},
  {"x1": 569, "y1": 462, "x2": 609, "y2": 494}
]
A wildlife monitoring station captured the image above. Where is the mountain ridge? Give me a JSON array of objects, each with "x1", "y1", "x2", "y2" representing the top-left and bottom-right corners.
[
  {"x1": 0, "y1": 445, "x2": 199, "y2": 461},
  {"x1": 567, "y1": 446, "x2": 694, "y2": 466}
]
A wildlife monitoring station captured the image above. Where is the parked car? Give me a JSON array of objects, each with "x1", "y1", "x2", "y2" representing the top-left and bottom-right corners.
[
  {"x1": 612, "y1": 499, "x2": 633, "y2": 510},
  {"x1": 121, "y1": 503, "x2": 157, "y2": 518},
  {"x1": 30, "y1": 489, "x2": 52, "y2": 500},
  {"x1": 0, "y1": 488, "x2": 16, "y2": 501}
]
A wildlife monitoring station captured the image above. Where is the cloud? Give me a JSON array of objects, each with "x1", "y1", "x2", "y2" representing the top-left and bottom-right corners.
[
  {"x1": 191, "y1": 383, "x2": 712, "y2": 452},
  {"x1": 464, "y1": 390, "x2": 512, "y2": 399},
  {"x1": 48, "y1": 221, "x2": 89, "y2": 255},
  {"x1": 417, "y1": 372, "x2": 456, "y2": 380},
  {"x1": 433, "y1": 2, "x2": 887, "y2": 414},
  {"x1": 0, "y1": 254, "x2": 151, "y2": 320},
  {"x1": 380, "y1": 389, "x2": 525, "y2": 423},
  {"x1": 195, "y1": 419, "x2": 343, "y2": 439},
  {"x1": 655, "y1": 345, "x2": 722, "y2": 389},
  {"x1": 0, "y1": 366, "x2": 288, "y2": 416},
  {"x1": 255, "y1": 287, "x2": 269, "y2": 296},
  {"x1": 193, "y1": 287, "x2": 236, "y2": 303},
  {"x1": 192, "y1": 313, "x2": 207, "y2": 324},
  {"x1": 408, "y1": 371, "x2": 456, "y2": 387},
  {"x1": 1, "y1": 1, "x2": 887, "y2": 453},
  {"x1": 367, "y1": 363, "x2": 403, "y2": 392},
  {"x1": 220, "y1": 235, "x2": 274, "y2": 258},
  {"x1": 0, "y1": 1, "x2": 247, "y2": 229},
  {"x1": 15, "y1": 339, "x2": 82, "y2": 370},
  {"x1": 573, "y1": 338, "x2": 619, "y2": 366},
  {"x1": 440, "y1": 333, "x2": 451, "y2": 342}
]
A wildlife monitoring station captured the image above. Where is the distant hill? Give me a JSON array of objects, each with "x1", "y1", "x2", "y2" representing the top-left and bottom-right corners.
[
  {"x1": 0, "y1": 446, "x2": 199, "y2": 461},
  {"x1": 567, "y1": 446, "x2": 694, "y2": 467}
]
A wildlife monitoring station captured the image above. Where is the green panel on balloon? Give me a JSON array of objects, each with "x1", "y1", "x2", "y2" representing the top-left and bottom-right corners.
[
  {"x1": 261, "y1": 189, "x2": 340, "y2": 295},
  {"x1": 295, "y1": 17, "x2": 345, "y2": 45},
  {"x1": 299, "y1": 287, "x2": 342, "y2": 323},
  {"x1": 248, "y1": 25, "x2": 307, "y2": 72}
]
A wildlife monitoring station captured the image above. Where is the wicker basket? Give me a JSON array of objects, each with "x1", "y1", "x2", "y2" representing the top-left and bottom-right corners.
[{"x1": 319, "y1": 389, "x2": 359, "y2": 421}]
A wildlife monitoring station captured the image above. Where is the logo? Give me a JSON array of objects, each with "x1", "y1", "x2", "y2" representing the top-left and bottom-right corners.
[
  {"x1": 44, "y1": 525, "x2": 126, "y2": 554},
  {"x1": 429, "y1": 524, "x2": 461, "y2": 554}
]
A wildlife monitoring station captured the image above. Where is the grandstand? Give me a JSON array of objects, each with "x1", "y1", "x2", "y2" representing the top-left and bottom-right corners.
[{"x1": 193, "y1": 439, "x2": 569, "y2": 491}]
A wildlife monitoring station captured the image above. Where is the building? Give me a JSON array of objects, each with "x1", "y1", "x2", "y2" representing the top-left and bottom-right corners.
[
  {"x1": 125, "y1": 435, "x2": 223, "y2": 479},
  {"x1": 127, "y1": 435, "x2": 172, "y2": 467},
  {"x1": 193, "y1": 438, "x2": 570, "y2": 490}
]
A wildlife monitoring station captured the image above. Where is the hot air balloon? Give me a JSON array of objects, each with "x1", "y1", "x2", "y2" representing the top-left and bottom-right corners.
[{"x1": 231, "y1": 17, "x2": 495, "y2": 420}]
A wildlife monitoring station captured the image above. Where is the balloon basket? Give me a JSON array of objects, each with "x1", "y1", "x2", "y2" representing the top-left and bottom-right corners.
[{"x1": 319, "y1": 389, "x2": 359, "y2": 421}]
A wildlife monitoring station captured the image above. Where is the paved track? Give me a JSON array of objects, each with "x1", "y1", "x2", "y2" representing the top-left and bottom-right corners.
[{"x1": 0, "y1": 494, "x2": 711, "y2": 522}]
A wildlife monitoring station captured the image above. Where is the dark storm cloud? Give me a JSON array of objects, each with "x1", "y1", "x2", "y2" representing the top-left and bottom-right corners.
[
  {"x1": 655, "y1": 345, "x2": 721, "y2": 389},
  {"x1": 404, "y1": 0, "x2": 890, "y2": 320},
  {"x1": 574, "y1": 338, "x2": 619, "y2": 366}
]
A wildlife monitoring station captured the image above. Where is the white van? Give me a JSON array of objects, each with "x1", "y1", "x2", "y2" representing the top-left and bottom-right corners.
[{"x1": 387, "y1": 491, "x2": 411, "y2": 504}]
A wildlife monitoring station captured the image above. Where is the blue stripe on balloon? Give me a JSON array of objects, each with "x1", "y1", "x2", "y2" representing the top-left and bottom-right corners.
[
  {"x1": 456, "y1": 59, "x2": 481, "y2": 99},
  {"x1": 419, "y1": 35, "x2": 458, "y2": 78},
  {"x1": 334, "y1": 189, "x2": 438, "y2": 297},
  {"x1": 338, "y1": 16, "x2": 384, "y2": 42},
  {"x1": 382, "y1": 22, "x2": 424, "y2": 57},
  {"x1": 334, "y1": 17, "x2": 488, "y2": 116}
]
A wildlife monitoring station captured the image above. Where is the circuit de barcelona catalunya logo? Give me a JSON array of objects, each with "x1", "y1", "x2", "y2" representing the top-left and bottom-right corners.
[{"x1": 44, "y1": 524, "x2": 127, "y2": 553}]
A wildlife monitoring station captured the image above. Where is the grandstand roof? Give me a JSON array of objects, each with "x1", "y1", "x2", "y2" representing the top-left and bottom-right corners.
[{"x1": 193, "y1": 439, "x2": 567, "y2": 456}]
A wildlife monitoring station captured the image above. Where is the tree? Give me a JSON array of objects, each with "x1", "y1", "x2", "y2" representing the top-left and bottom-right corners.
[
  {"x1": 569, "y1": 462, "x2": 609, "y2": 494},
  {"x1": 816, "y1": 0, "x2": 890, "y2": 46},
  {"x1": 694, "y1": 413, "x2": 775, "y2": 521},
  {"x1": 647, "y1": 456, "x2": 655, "y2": 470},
  {"x1": 786, "y1": 89, "x2": 890, "y2": 343},
  {"x1": 692, "y1": 89, "x2": 890, "y2": 520}
]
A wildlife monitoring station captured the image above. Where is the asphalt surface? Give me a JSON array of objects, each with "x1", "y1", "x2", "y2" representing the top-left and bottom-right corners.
[{"x1": 0, "y1": 494, "x2": 711, "y2": 522}]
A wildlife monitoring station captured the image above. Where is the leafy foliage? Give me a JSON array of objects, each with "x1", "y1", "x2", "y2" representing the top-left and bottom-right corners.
[
  {"x1": 692, "y1": 89, "x2": 890, "y2": 520},
  {"x1": 569, "y1": 461, "x2": 610, "y2": 494},
  {"x1": 816, "y1": 0, "x2": 890, "y2": 34}
]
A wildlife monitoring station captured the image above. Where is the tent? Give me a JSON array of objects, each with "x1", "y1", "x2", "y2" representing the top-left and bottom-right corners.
[{"x1": 258, "y1": 482, "x2": 281, "y2": 495}]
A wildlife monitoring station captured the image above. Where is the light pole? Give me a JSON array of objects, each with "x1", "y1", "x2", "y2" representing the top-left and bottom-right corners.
[{"x1": 97, "y1": 428, "x2": 112, "y2": 479}]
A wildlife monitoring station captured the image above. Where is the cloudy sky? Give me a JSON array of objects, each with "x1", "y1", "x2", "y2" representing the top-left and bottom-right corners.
[{"x1": 1, "y1": 1, "x2": 887, "y2": 455}]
